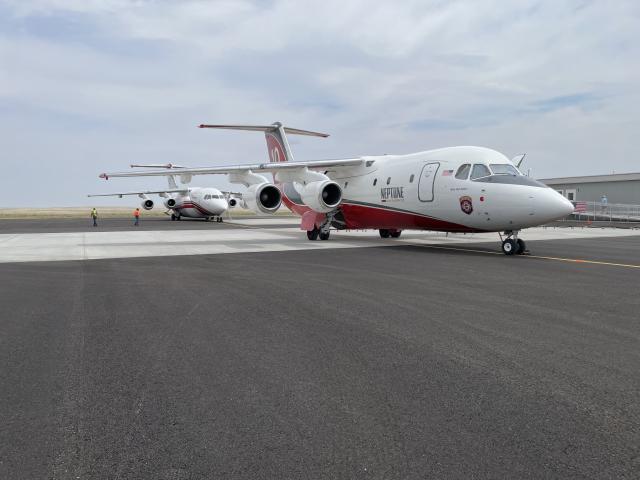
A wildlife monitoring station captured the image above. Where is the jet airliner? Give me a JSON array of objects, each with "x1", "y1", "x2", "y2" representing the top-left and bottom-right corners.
[
  {"x1": 90, "y1": 164, "x2": 242, "y2": 222},
  {"x1": 99, "y1": 123, "x2": 574, "y2": 254}
]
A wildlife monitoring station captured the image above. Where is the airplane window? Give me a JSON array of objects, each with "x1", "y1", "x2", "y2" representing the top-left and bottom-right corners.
[
  {"x1": 373, "y1": 178, "x2": 377, "y2": 186},
  {"x1": 470, "y1": 164, "x2": 491, "y2": 180},
  {"x1": 490, "y1": 164, "x2": 520, "y2": 175},
  {"x1": 409, "y1": 174, "x2": 415, "y2": 183},
  {"x1": 455, "y1": 164, "x2": 471, "y2": 179},
  {"x1": 387, "y1": 177, "x2": 391, "y2": 185}
]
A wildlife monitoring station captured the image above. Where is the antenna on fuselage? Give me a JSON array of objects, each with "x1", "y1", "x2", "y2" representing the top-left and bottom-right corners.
[{"x1": 511, "y1": 153, "x2": 527, "y2": 168}]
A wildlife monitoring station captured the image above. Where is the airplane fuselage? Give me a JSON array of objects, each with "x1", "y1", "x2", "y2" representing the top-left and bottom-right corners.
[
  {"x1": 279, "y1": 146, "x2": 573, "y2": 233},
  {"x1": 171, "y1": 187, "x2": 228, "y2": 219}
]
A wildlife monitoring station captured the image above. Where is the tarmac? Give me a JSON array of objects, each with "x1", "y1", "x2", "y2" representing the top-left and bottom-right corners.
[{"x1": 1, "y1": 218, "x2": 639, "y2": 479}]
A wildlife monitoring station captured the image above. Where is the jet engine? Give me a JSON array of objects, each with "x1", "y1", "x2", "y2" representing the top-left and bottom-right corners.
[
  {"x1": 164, "y1": 198, "x2": 176, "y2": 209},
  {"x1": 228, "y1": 197, "x2": 244, "y2": 208},
  {"x1": 141, "y1": 199, "x2": 154, "y2": 210},
  {"x1": 242, "y1": 183, "x2": 281, "y2": 214},
  {"x1": 298, "y1": 180, "x2": 342, "y2": 213}
]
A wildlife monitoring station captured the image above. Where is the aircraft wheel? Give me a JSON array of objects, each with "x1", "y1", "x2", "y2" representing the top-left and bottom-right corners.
[
  {"x1": 319, "y1": 231, "x2": 330, "y2": 241},
  {"x1": 379, "y1": 229, "x2": 390, "y2": 239},
  {"x1": 390, "y1": 230, "x2": 402, "y2": 238},
  {"x1": 502, "y1": 238, "x2": 517, "y2": 255},
  {"x1": 176, "y1": 215, "x2": 181, "y2": 221},
  {"x1": 307, "y1": 227, "x2": 319, "y2": 241},
  {"x1": 516, "y1": 239, "x2": 527, "y2": 255},
  {"x1": 171, "y1": 214, "x2": 176, "y2": 221}
]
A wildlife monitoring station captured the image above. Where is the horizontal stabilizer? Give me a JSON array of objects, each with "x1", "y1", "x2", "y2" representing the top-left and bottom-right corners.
[{"x1": 198, "y1": 123, "x2": 329, "y2": 138}]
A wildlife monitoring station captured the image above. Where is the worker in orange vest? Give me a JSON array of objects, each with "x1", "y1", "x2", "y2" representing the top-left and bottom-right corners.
[{"x1": 133, "y1": 207, "x2": 140, "y2": 226}]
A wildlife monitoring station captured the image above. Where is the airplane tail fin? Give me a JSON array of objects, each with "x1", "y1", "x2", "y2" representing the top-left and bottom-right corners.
[{"x1": 198, "y1": 122, "x2": 329, "y2": 163}]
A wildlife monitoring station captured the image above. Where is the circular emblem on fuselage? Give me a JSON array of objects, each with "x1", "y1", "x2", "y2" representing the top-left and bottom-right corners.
[{"x1": 459, "y1": 195, "x2": 473, "y2": 215}]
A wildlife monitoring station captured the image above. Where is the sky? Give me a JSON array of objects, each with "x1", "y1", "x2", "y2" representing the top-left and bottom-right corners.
[{"x1": 1, "y1": 0, "x2": 638, "y2": 207}]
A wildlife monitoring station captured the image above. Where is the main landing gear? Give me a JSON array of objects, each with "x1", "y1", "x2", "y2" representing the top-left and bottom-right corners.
[
  {"x1": 306, "y1": 226, "x2": 330, "y2": 241},
  {"x1": 206, "y1": 216, "x2": 223, "y2": 223},
  {"x1": 501, "y1": 230, "x2": 527, "y2": 256},
  {"x1": 171, "y1": 213, "x2": 181, "y2": 221},
  {"x1": 306, "y1": 211, "x2": 337, "y2": 241},
  {"x1": 379, "y1": 229, "x2": 402, "y2": 239}
]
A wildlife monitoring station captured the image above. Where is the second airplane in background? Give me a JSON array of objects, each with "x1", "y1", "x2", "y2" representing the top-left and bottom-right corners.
[{"x1": 89, "y1": 164, "x2": 242, "y2": 222}]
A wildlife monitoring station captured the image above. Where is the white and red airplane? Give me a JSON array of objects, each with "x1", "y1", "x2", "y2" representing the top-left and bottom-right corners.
[
  {"x1": 90, "y1": 164, "x2": 242, "y2": 222},
  {"x1": 99, "y1": 122, "x2": 574, "y2": 254}
]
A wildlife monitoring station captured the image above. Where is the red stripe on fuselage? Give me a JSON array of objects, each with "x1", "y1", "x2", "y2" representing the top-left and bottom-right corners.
[
  {"x1": 340, "y1": 202, "x2": 481, "y2": 232},
  {"x1": 174, "y1": 200, "x2": 217, "y2": 216}
]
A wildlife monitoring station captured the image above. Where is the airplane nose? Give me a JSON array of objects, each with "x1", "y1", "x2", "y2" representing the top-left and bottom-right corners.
[
  {"x1": 559, "y1": 196, "x2": 575, "y2": 216},
  {"x1": 549, "y1": 191, "x2": 575, "y2": 219}
]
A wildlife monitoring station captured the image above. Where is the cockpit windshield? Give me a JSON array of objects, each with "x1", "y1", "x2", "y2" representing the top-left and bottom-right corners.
[
  {"x1": 470, "y1": 164, "x2": 491, "y2": 180},
  {"x1": 489, "y1": 164, "x2": 520, "y2": 176}
]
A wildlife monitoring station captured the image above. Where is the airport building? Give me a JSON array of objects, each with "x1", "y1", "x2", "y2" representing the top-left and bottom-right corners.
[{"x1": 540, "y1": 172, "x2": 640, "y2": 204}]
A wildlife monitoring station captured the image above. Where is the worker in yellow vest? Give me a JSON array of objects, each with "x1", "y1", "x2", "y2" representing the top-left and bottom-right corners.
[{"x1": 90, "y1": 208, "x2": 98, "y2": 227}]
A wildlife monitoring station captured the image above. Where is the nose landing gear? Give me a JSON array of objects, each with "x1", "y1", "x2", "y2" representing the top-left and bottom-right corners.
[{"x1": 501, "y1": 231, "x2": 527, "y2": 255}]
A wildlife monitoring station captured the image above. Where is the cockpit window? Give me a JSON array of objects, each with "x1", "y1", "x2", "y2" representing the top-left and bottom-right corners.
[
  {"x1": 470, "y1": 164, "x2": 491, "y2": 180},
  {"x1": 455, "y1": 164, "x2": 471, "y2": 180},
  {"x1": 204, "y1": 195, "x2": 210, "y2": 200},
  {"x1": 490, "y1": 164, "x2": 520, "y2": 176}
]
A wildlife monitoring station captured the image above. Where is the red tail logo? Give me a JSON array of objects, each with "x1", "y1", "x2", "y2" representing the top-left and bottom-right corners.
[{"x1": 266, "y1": 132, "x2": 287, "y2": 163}]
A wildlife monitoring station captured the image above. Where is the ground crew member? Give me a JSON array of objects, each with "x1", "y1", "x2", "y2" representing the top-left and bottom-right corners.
[
  {"x1": 600, "y1": 194, "x2": 608, "y2": 215},
  {"x1": 134, "y1": 207, "x2": 140, "y2": 226},
  {"x1": 91, "y1": 208, "x2": 98, "y2": 227}
]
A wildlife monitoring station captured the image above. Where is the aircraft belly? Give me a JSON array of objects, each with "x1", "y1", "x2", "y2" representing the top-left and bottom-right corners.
[{"x1": 176, "y1": 208, "x2": 201, "y2": 218}]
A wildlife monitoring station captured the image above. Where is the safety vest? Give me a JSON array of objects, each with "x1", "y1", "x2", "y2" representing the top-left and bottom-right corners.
[{"x1": 91, "y1": 210, "x2": 97, "y2": 218}]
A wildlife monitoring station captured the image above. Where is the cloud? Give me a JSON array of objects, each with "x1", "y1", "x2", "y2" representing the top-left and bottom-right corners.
[{"x1": 0, "y1": 0, "x2": 638, "y2": 206}]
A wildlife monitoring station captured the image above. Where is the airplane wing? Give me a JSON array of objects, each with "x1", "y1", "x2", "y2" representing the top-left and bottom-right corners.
[
  {"x1": 87, "y1": 189, "x2": 187, "y2": 198},
  {"x1": 100, "y1": 158, "x2": 364, "y2": 180}
]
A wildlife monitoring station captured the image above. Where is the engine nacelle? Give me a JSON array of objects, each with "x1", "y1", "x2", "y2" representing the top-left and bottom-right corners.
[
  {"x1": 242, "y1": 183, "x2": 281, "y2": 215},
  {"x1": 298, "y1": 180, "x2": 342, "y2": 213},
  {"x1": 228, "y1": 197, "x2": 244, "y2": 208},
  {"x1": 164, "y1": 198, "x2": 176, "y2": 209},
  {"x1": 141, "y1": 199, "x2": 154, "y2": 210}
]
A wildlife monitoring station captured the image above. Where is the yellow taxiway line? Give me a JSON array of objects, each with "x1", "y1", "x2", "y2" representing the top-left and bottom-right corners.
[{"x1": 412, "y1": 244, "x2": 640, "y2": 269}]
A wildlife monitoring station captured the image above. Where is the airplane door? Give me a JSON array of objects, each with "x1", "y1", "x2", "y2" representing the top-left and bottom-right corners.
[{"x1": 418, "y1": 162, "x2": 440, "y2": 202}]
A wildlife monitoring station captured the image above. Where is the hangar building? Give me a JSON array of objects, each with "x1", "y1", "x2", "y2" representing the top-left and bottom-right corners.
[{"x1": 539, "y1": 172, "x2": 640, "y2": 204}]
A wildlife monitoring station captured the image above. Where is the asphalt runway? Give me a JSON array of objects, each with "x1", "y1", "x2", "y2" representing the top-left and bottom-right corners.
[{"x1": 1, "y1": 230, "x2": 640, "y2": 478}]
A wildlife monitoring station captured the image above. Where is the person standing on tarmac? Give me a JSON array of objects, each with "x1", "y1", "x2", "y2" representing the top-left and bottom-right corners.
[
  {"x1": 91, "y1": 208, "x2": 98, "y2": 227},
  {"x1": 134, "y1": 207, "x2": 140, "y2": 226}
]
